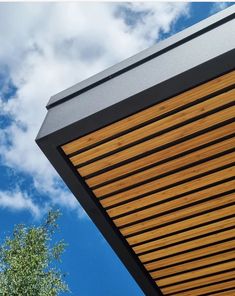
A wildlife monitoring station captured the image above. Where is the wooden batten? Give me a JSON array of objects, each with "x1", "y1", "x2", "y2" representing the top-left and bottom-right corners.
[{"x1": 61, "y1": 71, "x2": 235, "y2": 295}]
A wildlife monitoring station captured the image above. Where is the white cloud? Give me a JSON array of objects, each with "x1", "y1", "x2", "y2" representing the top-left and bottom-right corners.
[
  {"x1": 0, "y1": 2, "x2": 190, "y2": 217},
  {"x1": 118, "y1": 2, "x2": 190, "y2": 41},
  {"x1": 0, "y1": 189, "x2": 40, "y2": 218}
]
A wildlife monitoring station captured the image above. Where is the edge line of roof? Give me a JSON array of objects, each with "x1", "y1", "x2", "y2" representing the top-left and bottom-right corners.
[{"x1": 46, "y1": 5, "x2": 234, "y2": 110}]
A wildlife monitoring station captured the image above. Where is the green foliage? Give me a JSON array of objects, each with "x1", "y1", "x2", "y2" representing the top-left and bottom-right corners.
[{"x1": 0, "y1": 210, "x2": 69, "y2": 296}]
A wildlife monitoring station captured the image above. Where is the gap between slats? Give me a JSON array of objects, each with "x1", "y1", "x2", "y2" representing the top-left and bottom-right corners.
[
  {"x1": 93, "y1": 136, "x2": 235, "y2": 197},
  {"x1": 150, "y1": 249, "x2": 235, "y2": 280},
  {"x1": 71, "y1": 89, "x2": 235, "y2": 166},
  {"x1": 110, "y1": 167, "x2": 235, "y2": 224},
  {"x1": 166, "y1": 279, "x2": 235, "y2": 296},
  {"x1": 139, "y1": 228, "x2": 235, "y2": 263},
  {"x1": 101, "y1": 153, "x2": 235, "y2": 209},
  {"x1": 62, "y1": 71, "x2": 235, "y2": 156},
  {"x1": 121, "y1": 186, "x2": 235, "y2": 237},
  {"x1": 157, "y1": 260, "x2": 235, "y2": 287},
  {"x1": 145, "y1": 239, "x2": 235, "y2": 272},
  {"x1": 132, "y1": 208, "x2": 235, "y2": 254},
  {"x1": 161, "y1": 272, "x2": 235, "y2": 295},
  {"x1": 76, "y1": 105, "x2": 235, "y2": 176},
  {"x1": 86, "y1": 122, "x2": 235, "y2": 188}
]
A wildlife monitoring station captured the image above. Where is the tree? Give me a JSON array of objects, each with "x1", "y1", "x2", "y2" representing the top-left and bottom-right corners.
[{"x1": 0, "y1": 210, "x2": 69, "y2": 296}]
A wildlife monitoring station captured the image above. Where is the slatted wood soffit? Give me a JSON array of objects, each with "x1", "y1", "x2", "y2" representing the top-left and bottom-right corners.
[
  {"x1": 61, "y1": 70, "x2": 235, "y2": 295},
  {"x1": 37, "y1": 8, "x2": 235, "y2": 296}
]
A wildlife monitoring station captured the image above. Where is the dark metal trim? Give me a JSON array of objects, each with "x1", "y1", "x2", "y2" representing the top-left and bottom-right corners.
[
  {"x1": 36, "y1": 8, "x2": 235, "y2": 295},
  {"x1": 37, "y1": 49, "x2": 235, "y2": 144},
  {"x1": 37, "y1": 9, "x2": 235, "y2": 140},
  {"x1": 37, "y1": 138, "x2": 163, "y2": 295},
  {"x1": 37, "y1": 51, "x2": 235, "y2": 295},
  {"x1": 67, "y1": 83, "x2": 235, "y2": 159},
  {"x1": 36, "y1": 52, "x2": 235, "y2": 296}
]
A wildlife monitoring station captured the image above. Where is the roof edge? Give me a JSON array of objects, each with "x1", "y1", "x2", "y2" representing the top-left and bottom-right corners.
[{"x1": 46, "y1": 5, "x2": 234, "y2": 109}]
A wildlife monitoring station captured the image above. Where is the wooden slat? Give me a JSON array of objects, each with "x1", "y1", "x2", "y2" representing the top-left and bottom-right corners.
[
  {"x1": 78, "y1": 106, "x2": 235, "y2": 176},
  {"x1": 131, "y1": 208, "x2": 235, "y2": 252},
  {"x1": 101, "y1": 152, "x2": 235, "y2": 207},
  {"x1": 109, "y1": 167, "x2": 235, "y2": 221},
  {"x1": 158, "y1": 260, "x2": 235, "y2": 287},
  {"x1": 121, "y1": 185, "x2": 235, "y2": 236},
  {"x1": 63, "y1": 71, "x2": 235, "y2": 155},
  {"x1": 86, "y1": 121, "x2": 235, "y2": 186},
  {"x1": 71, "y1": 89, "x2": 235, "y2": 165},
  {"x1": 61, "y1": 71, "x2": 235, "y2": 295},
  {"x1": 93, "y1": 137, "x2": 235, "y2": 196},
  {"x1": 150, "y1": 249, "x2": 235, "y2": 279},
  {"x1": 139, "y1": 228, "x2": 235, "y2": 263},
  {"x1": 171, "y1": 280, "x2": 235, "y2": 296},
  {"x1": 160, "y1": 270, "x2": 235, "y2": 295},
  {"x1": 144, "y1": 239, "x2": 235, "y2": 271},
  {"x1": 210, "y1": 290, "x2": 235, "y2": 296}
]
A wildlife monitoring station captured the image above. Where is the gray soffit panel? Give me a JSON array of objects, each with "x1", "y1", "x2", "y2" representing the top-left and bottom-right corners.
[
  {"x1": 47, "y1": 5, "x2": 235, "y2": 109},
  {"x1": 38, "y1": 6, "x2": 235, "y2": 140}
]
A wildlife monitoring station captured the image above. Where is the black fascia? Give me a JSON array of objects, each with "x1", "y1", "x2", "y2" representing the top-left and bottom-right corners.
[
  {"x1": 36, "y1": 51, "x2": 235, "y2": 296},
  {"x1": 36, "y1": 7, "x2": 235, "y2": 296}
]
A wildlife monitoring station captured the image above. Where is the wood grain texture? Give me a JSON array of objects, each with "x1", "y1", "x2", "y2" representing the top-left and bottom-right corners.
[
  {"x1": 144, "y1": 239, "x2": 235, "y2": 271},
  {"x1": 139, "y1": 228, "x2": 235, "y2": 263},
  {"x1": 213, "y1": 290, "x2": 235, "y2": 296},
  {"x1": 150, "y1": 249, "x2": 235, "y2": 279},
  {"x1": 158, "y1": 260, "x2": 235, "y2": 287},
  {"x1": 170, "y1": 280, "x2": 235, "y2": 296},
  {"x1": 61, "y1": 71, "x2": 235, "y2": 295},
  {"x1": 101, "y1": 152, "x2": 235, "y2": 208},
  {"x1": 86, "y1": 122, "x2": 235, "y2": 185},
  {"x1": 62, "y1": 71, "x2": 235, "y2": 155},
  {"x1": 160, "y1": 270, "x2": 235, "y2": 295},
  {"x1": 71, "y1": 89, "x2": 235, "y2": 165},
  {"x1": 78, "y1": 106, "x2": 235, "y2": 175},
  {"x1": 93, "y1": 137, "x2": 235, "y2": 196},
  {"x1": 109, "y1": 167, "x2": 235, "y2": 221},
  {"x1": 132, "y1": 209, "x2": 235, "y2": 253},
  {"x1": 120, "y1": 184, "x2": 235, "y2": 236}
]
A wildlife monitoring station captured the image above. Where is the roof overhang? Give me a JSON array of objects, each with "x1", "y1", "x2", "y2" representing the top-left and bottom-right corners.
[{"x1": 37, "y1": 6, "x2": 235, "y2": 296}]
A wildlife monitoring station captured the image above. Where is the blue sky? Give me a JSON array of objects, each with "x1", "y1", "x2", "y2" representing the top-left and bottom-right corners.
[{"x1": 0, "y1": 2, "x2": 234, "y2": 295}]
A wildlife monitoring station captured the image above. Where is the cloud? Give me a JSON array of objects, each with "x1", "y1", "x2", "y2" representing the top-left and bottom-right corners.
[
  {"x1": 0, "y1": 2, "x2": 190, "y2": 217},
  {"x1": 0, "y1": 189, "x2": 40, "y2": 218},
  {"x1": 117, "y1": 2, "x2": 190, "y2": 41},
  {"x1": 210, "y1": 2, "x2": 230, "y2": 14}
]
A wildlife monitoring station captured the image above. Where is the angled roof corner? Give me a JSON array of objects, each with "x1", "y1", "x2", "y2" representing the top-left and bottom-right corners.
[{"x1": 37, "y1": 6, "x2": 235, "y2": 296}]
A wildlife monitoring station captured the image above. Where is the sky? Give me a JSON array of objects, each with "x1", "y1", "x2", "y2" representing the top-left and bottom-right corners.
[{"x1": 0, "y1": 2, "x2": 234, "y2": 295}]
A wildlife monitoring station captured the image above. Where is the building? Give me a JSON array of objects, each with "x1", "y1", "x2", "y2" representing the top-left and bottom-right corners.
[{"x1": 37, "y1": 6, "x2": 235, "y2": 296}]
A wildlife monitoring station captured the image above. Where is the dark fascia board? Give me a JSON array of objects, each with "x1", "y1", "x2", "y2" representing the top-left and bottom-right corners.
[
  {"x1": 37, "y1": 140, "x2": 163, "y2": 296},
  {"x1": 37, "y1": 6, "x2": 235, "y2": 140},
  {"x1": 47, "y1": 5, "x2": 234, "y2": 109},
  {"x1": 36, "y1": 52, "x2": 234, "y2": 296},
  {"x1": 36, "y1": 7, "x2": 235, "y2": 296}
]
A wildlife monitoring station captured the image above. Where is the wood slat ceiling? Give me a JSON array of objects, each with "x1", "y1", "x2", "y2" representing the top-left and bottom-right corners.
[{"x1": 62, "y1": 70, "x2": 235, "y2": 295}]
